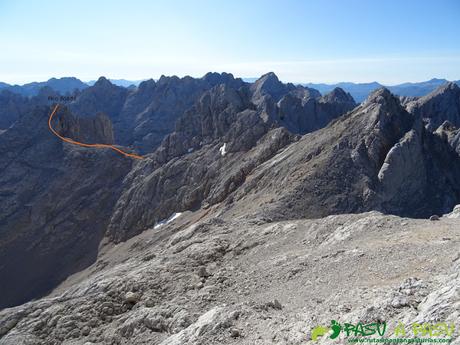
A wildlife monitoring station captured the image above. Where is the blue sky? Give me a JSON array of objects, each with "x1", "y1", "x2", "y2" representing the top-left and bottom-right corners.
[{"x1": 0, "y1": 0, "x2": 459, "y2": 84}]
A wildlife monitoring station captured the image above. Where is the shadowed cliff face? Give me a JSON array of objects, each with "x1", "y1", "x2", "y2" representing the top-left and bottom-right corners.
[
  {"x1": 0, "y1": 105, "x2": 131, "y2": 309},
  {"x1": 52, "y1": 106, "x2": 115, "y2": 145}
]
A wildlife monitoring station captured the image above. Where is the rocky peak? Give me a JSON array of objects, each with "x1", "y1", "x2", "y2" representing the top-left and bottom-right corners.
[
  {"x1": 320, "y1": 87, "x2": 355, "y2": 104},
  {"x1": 250, "y1": 72, "x2": 286, "y2": 103},
  {"x1": 203, "y1": 72, "x2": 236, "y2": 85},
  {"x1": 252, "y1": 72, "x2": 281, "y2": 90},
  {"x1": 94, "y1": 76, "x2": 113, "y2": 88},
  {"x1": 137, "y1": 78, "x2": 156, "y2": 90},
  {"x1": 363, "y1": 87, "x2": 408, "y2": 127},
  {"x1": 356, "y1": 87, "x2": 415, "y2": 170},
  {"x1": 288, "y1": 86, "x2": 321, "y2": 102},
  {"x1": 204, "y1": 83, "x2": 246, "y2": 110},
  {"x1": 164, "y1": 83, "x2": 248, "y2": 155},
  {"x1": 69, "y1": 77, "x2": 128, "y2": 119},
  {"x1": 157, "y1": 75, "x2": 180, "y2": 86},
  {"x1": 365, "y1": 87, "x2": 397, "y2": 105},
  {"x1": 270, "y1": 85, "x2": 357, "y2": 135}
]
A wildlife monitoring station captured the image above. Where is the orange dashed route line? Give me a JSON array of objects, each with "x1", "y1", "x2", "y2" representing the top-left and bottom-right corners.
[{"x1": 48, "y1": 104, "x2": 144, "y2": 160}]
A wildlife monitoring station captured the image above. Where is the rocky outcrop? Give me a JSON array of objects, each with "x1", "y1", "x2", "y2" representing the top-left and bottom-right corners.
[
  {"x1": 275, "y1": 87, "x2": 356, "y2": 134},
  {"x1": 361, "y1": 88, "x2": 414, "y2": 169},
  {"x1": 406, "y1": 82, "x2": 460, "y2": 131},
  {"x1": 435, "y1": 121, "x2": 460, "y2": 155},
  {"x1": 52, "y1": 106, "x2": 115, "y2": 144},
  {"x1": 377, "y1": 126, "x2": 426, "y2": 212}
]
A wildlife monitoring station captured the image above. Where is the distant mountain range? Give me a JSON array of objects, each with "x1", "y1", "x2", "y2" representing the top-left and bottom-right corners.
[
  {"x1": 305, "y1": 78, "x2": 460, "y2": 102},
  {"x1": 1, "y1": 76, "x2": 459, "y2": 102},
  {"x1": 0, "y1": 77, "x2": 88, "y2": 97},
  {"x1": 0, "y1": 78, "x2": 143, "y2": 97}
]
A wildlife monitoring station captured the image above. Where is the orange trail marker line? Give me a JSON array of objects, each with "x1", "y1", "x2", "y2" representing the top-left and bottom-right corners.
[{"x1": 48, "y1": 104, "x2": 144, "y2": 160}]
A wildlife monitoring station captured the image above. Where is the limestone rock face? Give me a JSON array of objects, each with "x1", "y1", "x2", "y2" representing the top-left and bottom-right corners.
[
  {"x1": 435, "y1": 120, "x2": 460, "y2": 155},
  {"x1": 406, "y1": 82, "x2": 460, "y2": 131},
  {"x1": 316, "y1": 88, "x2": 356, "y2": 128},
  {"x1": 377, "y1": 127, "x2": 426, "y2": 212},
  {"x1": 275, "y1": 87, "x2": 356, "y2": 134},
  {"x1": 52, "y1": 106, "x2": 115, "y2": 144},
  {"x1": 250, "y1": 72, "x2": 288, "y2": 105}
]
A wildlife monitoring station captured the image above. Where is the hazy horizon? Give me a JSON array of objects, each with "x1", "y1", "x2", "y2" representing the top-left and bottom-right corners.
[{"x1": 1, "y1": 74, "x2": 459, "y2": 87}]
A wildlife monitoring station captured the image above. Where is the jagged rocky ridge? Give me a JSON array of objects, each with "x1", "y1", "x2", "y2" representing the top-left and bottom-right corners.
[
  {"x1": 106, "y1": 72, "x2": 356, "y2": 241},
  {"x1": 1, "y1": 74, "x2": 460, "y2": 311},
  {"x1": 0, "y1": 72, "x2": 356, "y2": 308},
  {"x1": 110, "y1": 82, "x2": 460, "y2": 244},
  {"x1": 69, "y1": 73, "x2": 246, "y2": 153},
  {"x1": 224, "y1": 86, "x2": 460, "y2": 221},
  {"x1": 65, "y1": 72, "x2": 355, "y2": 154},
  {"x1": 1, "y1": 74, "x2": 460, "y2": 344}
]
